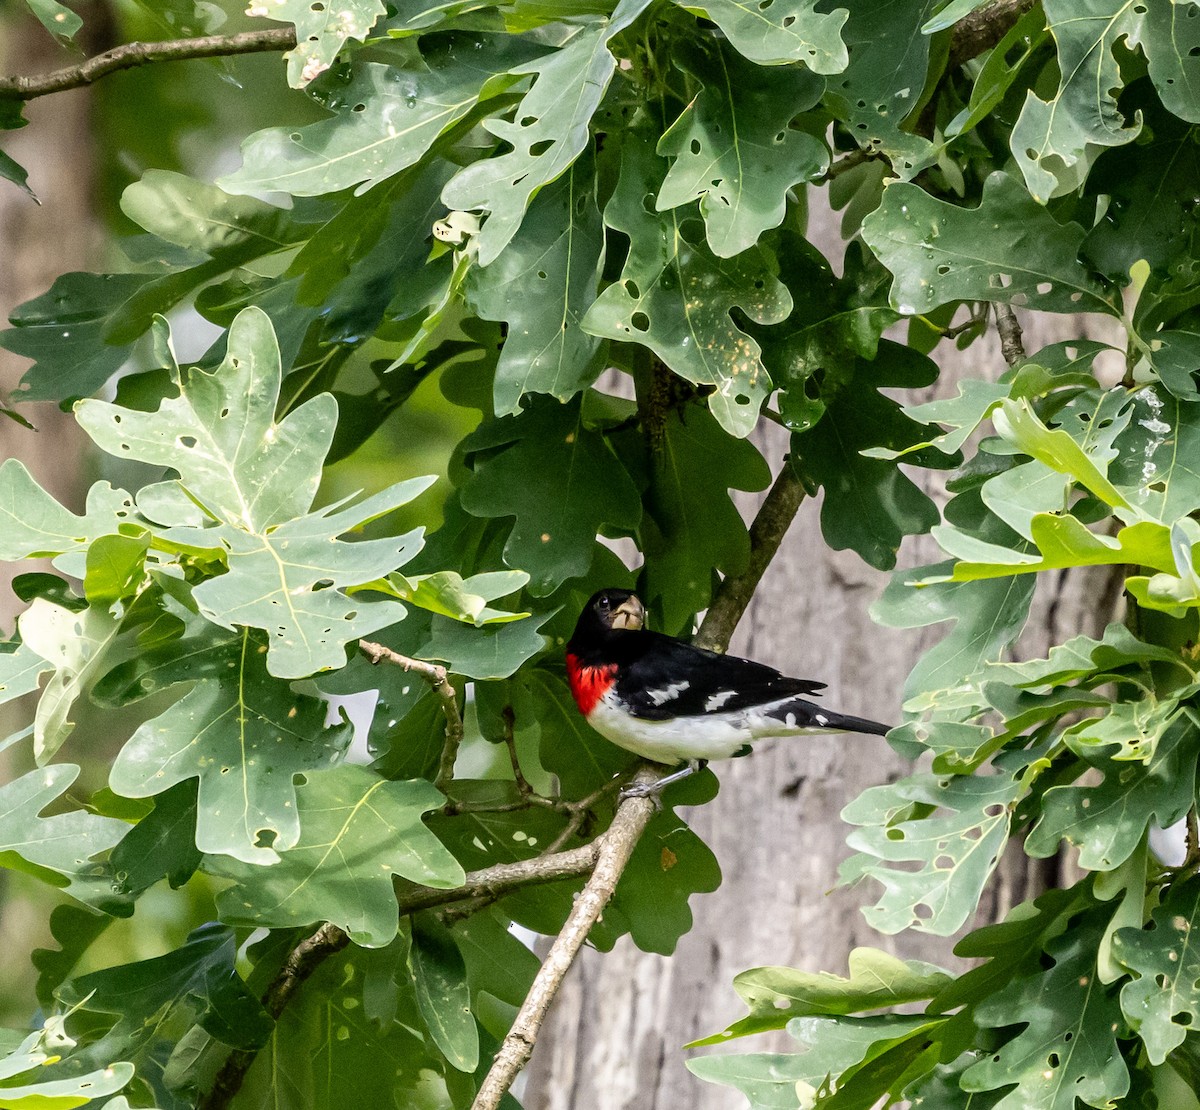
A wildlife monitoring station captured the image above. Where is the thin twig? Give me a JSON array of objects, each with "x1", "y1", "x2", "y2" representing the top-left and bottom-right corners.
[
  {"x1": 994, "y1": 303, "x2": 1027, "y2": 367},
  {"x1": 694, "y1": 465, "x2": 806, "y2": 652},
  {"x1": 360, "y1": 640, "x2": 464, "y2": 791},
  {"x1": 500, "y1": 705, "x2": 532, "y2": 796},
  {"x1": 0, "y1": 27, "x2": 297, "y2": 100},
  {"x1": 1185, "y1": 807, "x2": 1200, "y2": 876},
  {"x1": 470, "y1": 767, "x2": 663, "y2": 1110}
]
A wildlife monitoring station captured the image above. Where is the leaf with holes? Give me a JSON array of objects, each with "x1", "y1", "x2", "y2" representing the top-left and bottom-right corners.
[
  {"x1": 1113, "y1": 876, "x2": 1200, "y2": 1065},
  {"x1": 219, "y1": 36, "x2": 547, "y2": 198},
  {"x1": 961, "y1": 914, "x2": 1129, "y2": 1110},
  {"x1": 583, "y1": 138, "x2": 792, "y2": 437},
  {"x1": 820, "y1": 0, "x2": 938, "y2": 177},
  {"x1": 862, "y1": 172, "x2": 1118, "y2": 318},
  {"x1": 671, "y1": 0, "x2": 847, "y2": 70},
  {"x1": 0, "y1": 764, "x2": 129, "y2": 914},
  {"x1": 466, "y1": 155, "x2": 606, "y2": 415},
  {"x1": 839, "y1": 764, "x2": 1022, "y2": 935},
  {"x1": 77, "y1": 308, "x2": 432, "y2": 677},
  {"x1": 656, "y1": 38, "x2": 827, "y2": 257},
  {"x1": 1028, "y1": 711, "x2": 1200, "y2": 871},
  {"x1": 1110, "y1": 385, "x2": 1200, "y2": 523},
  {"x1": 1011, "y1": 0, "x2": 1143, "y2": 201},
  {"x1": 106, "y1": 626, "x2": 351, "y2": 865},
  {"x1": 459, "y1": 396, "x2": 641, "y2": 595},
  {"x1": 410, "y1": 915, "x2": 478, "y2": 1071},
  {"x1": 249, "y1": 0, "x2": 387, "y2": 87},
  {"x1": 210, "y1": 765, "x2": 462, "y2": 946},
  {"x1": 440, "y1": 0, "x2": 653, "y2": 265}
]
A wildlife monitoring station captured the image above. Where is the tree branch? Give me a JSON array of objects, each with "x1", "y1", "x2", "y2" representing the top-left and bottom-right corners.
[
  {"x1": 994, "y1": 302, "x2": 1027, "y2": 366},
  {"x1": 694, "y1": 465, "x2": 806, "y2": 652},
  {"x1": 0, "y1": 27, "x2": 296, "y2": 101},
  {"x1": 360, "y1": 640, "x2": 464, "y2": 791},
  {"x1": 470, "y1": 767, "x2": 662, "y2": 1110},
  {"x1": 947, "y1": 0, "x2": 1036, "y2": 73}
]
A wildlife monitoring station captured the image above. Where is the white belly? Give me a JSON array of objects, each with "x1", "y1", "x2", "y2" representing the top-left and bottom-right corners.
[{"x1": 587, "y1": 690, "x2": 830, "y2": 764}]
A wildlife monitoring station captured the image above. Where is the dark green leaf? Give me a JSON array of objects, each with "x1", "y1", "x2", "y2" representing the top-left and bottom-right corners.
[
  {"x1": 109, "y1": 780, "x2": 202, "y2": 896},
  {"x1": 410, "y1": 914, "x2": 478, "y2": 1071}
]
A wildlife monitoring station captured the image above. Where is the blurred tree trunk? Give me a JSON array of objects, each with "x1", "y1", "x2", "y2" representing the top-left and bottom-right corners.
[
  {"x1": 0, "y1": 6, "x2": 110, "y2": 631},
  {"x1": 0, "y1": 3, "x2": 110, "y2": 1023},
  {"x1": 522, "y1": 205, "x2": 1125, "y2": 1109}
]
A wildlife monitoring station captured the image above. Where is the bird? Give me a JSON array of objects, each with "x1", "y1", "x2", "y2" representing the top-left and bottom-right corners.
[{"x1": 565, "y1": 588, "x2": 892, "y2": 793}]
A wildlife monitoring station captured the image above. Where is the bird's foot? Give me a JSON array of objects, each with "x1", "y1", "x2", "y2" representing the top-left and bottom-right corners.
[{"x1": 618, "y1": 760, "x2": 706, "y2": 803}]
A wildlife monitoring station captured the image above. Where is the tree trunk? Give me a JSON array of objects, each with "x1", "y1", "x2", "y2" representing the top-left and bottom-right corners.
[{"x1": 522, "y1": 229, "x2": 1126, "y2": 1108}]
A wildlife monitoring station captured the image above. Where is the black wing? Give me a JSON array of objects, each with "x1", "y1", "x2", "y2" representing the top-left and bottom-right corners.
[{"x1": 614, "y1": 632, "x2": 826, "y2": 720}]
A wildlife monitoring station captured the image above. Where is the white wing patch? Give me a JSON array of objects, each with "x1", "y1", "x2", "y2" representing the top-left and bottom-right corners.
[
  {"x1": 647, "y1": 681, "x2": 691, "y2": 706},
  {"x1": 704, "y1": 689, "x2": 737, "y2": 711},
  {"x1": 815, "y1": 714, "x2": 828, "y2": 726}
]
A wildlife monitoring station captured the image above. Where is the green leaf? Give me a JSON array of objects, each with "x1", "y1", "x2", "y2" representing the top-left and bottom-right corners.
[
  {"x1": 24, "y1": 0, "x2": 82, "y2": 40},
  {"x1": 1110, "y1": 386, "x2": 1200, "y2": 523},
  {"x1": 0, "y1": 639, "x2": 51, "y2": 708},
  {"x1": 0, "y1": 148, "x2": 34, "y2": 201},
  {"x1": 1114, "y1": 876, "x2": 1200, "y2": 1065},
  {"x1": 861, "y1": 172, "x2": 1118, "y2": 317},
  {"x1": 641, "y1": 406, "x2": 770, "y2": 631},
  {"x1": 672, "y1": 0, "x2": 846, "y2": 69},
  {"x1": 451, "y1": 906, "x2": 540, "y2": 1010},
  {"x1": 1011, "y1": 0, "x2": 1143, "y2": 202},
  {"x1": 379, "y1": 569, "x2": 530, "y2": 625},
  {"x1": 57, "y1": 924, "x2": 274, "y2": 1094},
  {"x1": 821, "y1": 0, "x2": 939, "y2": 177},
  {"x1": 106, "y1": 626, "x2": 351, "y2": 865},
  {"x1": 252, "y1": 0, "x2": 388, "y2": 87},
  {"x1": 0, "y1": 765, "x2": 129, "y2": 913},
  {"x1": 961, "y1": 914, "x2": 1130, "y2": 1110},
  {"x1": 220, "y1": 36, "x2": 546, "y2": 197},
  {"x1": 0, "y1": 1033, "x2": 131, "y2": 1110},
  {"x1": 864, "y1": 378, "x2": 1008, "y2": 461},
  {"x1": 78, "y1": 308, "x2": 432, "y2": 677},
  {"x1": 791, "y1": 341, "x2": 949, "y2": 570},
  {"x1": 583, "y1": 138, "x2": 793, "y2": 436},
  {"x1": 873, "y1": 556, "x2": 1035, "y2": 707},
  {"x1": 940, "y1": 516, "x2": 1174, "y2": 582},
  {"x1": 460, "y1": 397, "x2": 641, "y2": 595},
  {"x1": 0, "y1": 461, "x2": 133, "y2": 569},
  {"x1": 1131, "y1": 2, "x2": 1200, "y2": 124},
  {"x1": 0, "y1": 272, "x2": 155, "y2": 402},
  {"x1": 441, "y1": 0, "x2": 654, "y2": 265},
  {"x1": 466, "y1": 155, "x2": 606, "y2": 415},
  {"x1": 422, "y1": 608, "x2": 552, "y2": 679},
  {"x1": 840, "y1": 765, "x2": 1023, "y2": 935},
  {"x1": 211, "y1": 765, "x2": 464, "y2": 945},
  {"x1": 656, "y1": 39, "x2": 827, "y2": 257},
  {"x1": 687, "y1": 1015, "x2": 938, "y2": 1110},
  {"x1": 1028, "y1": 711, "x2": 1200, "y2": 871},
  {"x1": 18, "y1": 599, "x2": 127, "y2": 763},
  {"x1": 410, "y1": 915, "x2": 479, "y2": 1071},
  {"x1": 109, "y1": 780, "x2": 202, "y2": 896},
  {"x1": 693, "y1": 949, "x2": 953, "y2": 1045}
]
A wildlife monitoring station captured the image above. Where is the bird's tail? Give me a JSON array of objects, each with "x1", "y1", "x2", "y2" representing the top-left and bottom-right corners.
[{"x1": 818, "y1": 709, "x2": 892, "y2": 737}]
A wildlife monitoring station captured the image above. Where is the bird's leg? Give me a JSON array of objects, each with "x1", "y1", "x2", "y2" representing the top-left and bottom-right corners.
[{"x1": 618, "y1": 759, "x2": 707, "y2": 800}]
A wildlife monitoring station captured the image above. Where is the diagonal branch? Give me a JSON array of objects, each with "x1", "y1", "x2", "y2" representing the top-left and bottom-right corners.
[{"x1": 0, "y1": 27, "x2": 296, "y2": 101}]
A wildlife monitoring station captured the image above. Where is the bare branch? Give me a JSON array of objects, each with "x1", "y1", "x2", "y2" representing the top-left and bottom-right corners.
[
  {"x1": 947, "y1": 0, "x2": 1037, "y2": 72},
  {"x1": 470, "y1": 767, "x2": 663, "y2": 1110},
  {"x1": 0, "y1": 27, "x2": 297, "y2": 101},
  {"x1": 694, "y1": 465, "x2": 806, "y2": 652},
  {"x1": 360, "y1": 640, "x2": 464, "y2": 791},
  {"x1": 994, "y1": 302, "x2": 1027, "y2": 367}
]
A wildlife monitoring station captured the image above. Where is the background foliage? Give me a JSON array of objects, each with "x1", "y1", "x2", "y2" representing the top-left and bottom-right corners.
[{"x1": 2, "y1": 0, "x2": 1200, "y2": 1106}]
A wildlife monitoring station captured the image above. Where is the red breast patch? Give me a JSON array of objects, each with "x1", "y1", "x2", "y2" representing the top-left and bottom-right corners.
[{"x1": 565, "y1": 653, "x2": 617, "y2": 715}]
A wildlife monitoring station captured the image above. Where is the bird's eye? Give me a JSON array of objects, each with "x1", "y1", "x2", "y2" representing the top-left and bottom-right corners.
[{"x1": 598, "y1": 596, "x2": 610, "y2": 611}]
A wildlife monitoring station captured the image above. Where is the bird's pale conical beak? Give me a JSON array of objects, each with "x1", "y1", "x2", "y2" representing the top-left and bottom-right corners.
[{"x1": 611, "y1": 596, "x2": 645, "y2": 631}]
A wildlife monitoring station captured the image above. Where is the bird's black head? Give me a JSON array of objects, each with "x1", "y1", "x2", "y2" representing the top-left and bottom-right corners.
[{"x1": 569, "y1": 589, "x2": 646, "y2": 652}]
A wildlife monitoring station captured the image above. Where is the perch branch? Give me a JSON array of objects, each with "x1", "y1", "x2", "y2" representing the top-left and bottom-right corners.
[
  {"x1": 469, "y1": 767, "x2": 662, "y2": 1110},
  {"x1": 0, "y1": 27, "x2": 297, "y2": 100},
  {"x1": 360, "y1": 640, "x2": 464, "y2": 791},
  {"x1": 994, "y1": 303, "x2": 1027, "y2": 366}
]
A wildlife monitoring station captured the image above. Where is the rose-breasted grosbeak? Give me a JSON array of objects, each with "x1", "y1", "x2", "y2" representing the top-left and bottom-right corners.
[{"x1": 566, "y1": 588, "x2": 892, "y2": 791}]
